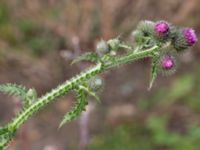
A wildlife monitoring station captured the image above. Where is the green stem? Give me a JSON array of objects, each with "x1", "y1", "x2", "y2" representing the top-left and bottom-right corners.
[
  {"x1": 11, "y1": 46, "x2": 158, "y2": 129},
  {"x1": 5, "y1": 45, "x2": 159, "y2": 149},
  {"x1": 104, "y1": 45, "x2": 159, "y2": 70},
  {"x1": 11, "y1": 63, "x2": 103, "y2": 129}
]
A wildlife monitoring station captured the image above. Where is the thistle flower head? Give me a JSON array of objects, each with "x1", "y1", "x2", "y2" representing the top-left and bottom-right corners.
[
  {"x1": 158, "y1": 48, "x2": 178, "y2": 76},
  {"x1": 161, "y1": 55, "x2": 174, "y2": 70},
  {"x1": 137, "y1": 20, "x2": 155, "y2": 36},
  {"x1": 154, "y1": 21, "x2": 170, "y2": 36},
  {"x1": 173, "y1": 28, "x2": 198, "y2": 51},
  {"x1": 183, "y1": 28, "x2": 198, "y2": 46}
]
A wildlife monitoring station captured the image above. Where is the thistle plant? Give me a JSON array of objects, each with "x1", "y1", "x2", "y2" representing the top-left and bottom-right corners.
[{"x1": 0, "y1": 20, "x2": 198, "y2": 149}]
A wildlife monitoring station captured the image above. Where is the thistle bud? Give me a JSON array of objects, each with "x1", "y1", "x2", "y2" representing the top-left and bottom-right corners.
[
  {"x1": 88, "y1": 76, "x2": 104, "y2": 92},
  {"x1": 137, "y1": 20, "x2": 155, "y2": 36},
  {"x1": 158, "y1": 49, "x2": 178, "y2": 76},
  {"x1": 154, "y1": 21, "x2": 170, "y2": 41},
  {"x1": 173, "y1": 28, "x2": 198, "y2": 51},
  {"x1": 161, "y1": 55, "x2": 174, "y2": 70},
  {"x1": 26, "y1": 88, "x2": 37, "y2": 104},
  {"x1": 155, "y1": 21, "x2": 170, "y2": 35},
  {"x1": 132, "y1": 30, "x2": 144, "y2": 44},
  {"x1": 183, "y1": 28, "x2": 198, "y2": 46},
  {"x1": 107, "y1": 38, "x2": 121, "y2": 51},
  {"x1": 96, "y1": 40, "x2": 109, "y2": 56}
]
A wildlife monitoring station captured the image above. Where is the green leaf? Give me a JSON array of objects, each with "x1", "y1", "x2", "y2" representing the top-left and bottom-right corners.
[
  {"x1": 0, "y1": 84, "x2": 37, "y2": 108},
  {"x1": 148, "y1": 56, "x2": 159, "y2": 90},
  {"x1": 71, "y1": 52, "x2": 99, "y2": 64},
  {"x1": 79, "y1": 85, "x2": 100, "y2": 102},
  {"x1": 59, "y1": 89, "x2": 88, "y2": 128},
  {"x1": 0, "y1": 83, "x2": 27, "y2": 99}
]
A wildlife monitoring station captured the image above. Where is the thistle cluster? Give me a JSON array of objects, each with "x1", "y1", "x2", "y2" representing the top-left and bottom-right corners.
[
  {"x1": 132, "y1": 20, "x2": 198, "y2": 89},
  {"x1": 134, "y1": 20, "x2": 198, "y2": 49}
]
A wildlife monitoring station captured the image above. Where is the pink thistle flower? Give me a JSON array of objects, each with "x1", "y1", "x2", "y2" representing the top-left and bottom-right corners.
[
  {"x1": 161, "y1": 55, "x2": 174, "y2": 70},
  {"x1": 154, "y1": 21, "x2": 170, "y2": 36},
  {"x1": 183, "y1": 28, "x2": 198, "y2": 46},
  {"x1": 158, "y1": 49, "x2": 178, "y2": 76}
]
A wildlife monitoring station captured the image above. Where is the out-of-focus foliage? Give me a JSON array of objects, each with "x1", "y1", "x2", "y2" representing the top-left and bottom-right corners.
[{"x1": 88, "y1": 116, "x2": 200, "y2": 150}]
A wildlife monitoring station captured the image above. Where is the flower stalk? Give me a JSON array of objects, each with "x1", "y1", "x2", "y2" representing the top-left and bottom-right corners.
[{"x1": 0, "y1": 20, "x2": 197, "y2": 149}]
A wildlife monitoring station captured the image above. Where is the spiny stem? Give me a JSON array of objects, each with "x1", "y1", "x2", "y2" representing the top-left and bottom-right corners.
[
  {"x1": 1, "y1": 45, "x2": 159, "y2": 150},
  {"x1": 104, "y1": 45, "x2": 159, "y2": 70},
  {"x1": 11, "y1": 63, "x2": 103, "y2": 129},
  {"x1": 10, "y1": 46, "x2": 158, "y2": 130},
  {"x1": 1, "y1": 19, "x2": 198, "y2": 150}
]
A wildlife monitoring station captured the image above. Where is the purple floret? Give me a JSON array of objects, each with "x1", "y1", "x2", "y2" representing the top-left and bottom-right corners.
[
  {"x1": 155, "y1": 21, "x2": 170, "y2": 35},
  {"x1": 183, "y1": 28, "x2": 198, "y2": 46},
  {"x1": 161, "y1": 55, "x2": 174, "y2": 70}
]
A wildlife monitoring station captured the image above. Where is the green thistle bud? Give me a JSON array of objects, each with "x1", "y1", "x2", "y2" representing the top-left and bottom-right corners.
[
  {"x1": 137, "y1": 20, "x2": 155, "y2": 36},
  {"x1": 134, "y1": 20, "x2": 157, "y2": 48},
  {"x1": 168, "y1": 25, "x2": 179, "y2": 39},
  {"x1": 158, "y1": 48, "x2": 178, "y2": 76},
  {"x1": 172, "y1": 29, "x2": 189, "y2": 51},
  {"x1": 107, "y1": 38, "x2": 121, "y2": 51},
  {"x1": 96, "y1": 40, "x2": 109, "y2": 56},
  {"x1": 132, "y1": 30, "x2": 144, "y2": 44},
  {"x1": 26, "y1": 89, "x2": 37, "y2": 98},
  {"x1": 88, "y1": 76, "x2": 104, "y2": 92}
]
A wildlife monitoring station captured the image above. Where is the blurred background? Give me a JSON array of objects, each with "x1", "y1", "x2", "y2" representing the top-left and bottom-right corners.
[{"x1": 0, "y1": 0, "x2": 200, "y2": 150}]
